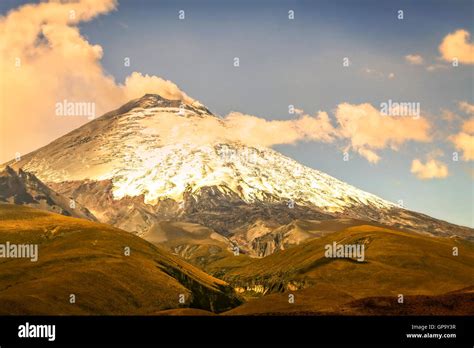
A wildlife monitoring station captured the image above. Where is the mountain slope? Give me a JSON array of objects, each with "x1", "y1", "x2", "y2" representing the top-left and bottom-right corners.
[
  {"x1": 5, "y1": 94, "x2": 473, "y2": 242},
  {"x1": 0, "y1": 204, "x2": 241, "y2": 315},
  {"x1": 5, "y1": 94, "x2": 393, "y2": 211},
  {"x1": 141, "y1": 220, "x2": 236, "y2": 268},
  {"x1": 217, "y1": 224, "x2": 474, "y2": 314},
  {"x1": 0, "y1": 166, "x2": 95, "y2": 221},
  {"x1": 236, "y1": 218, "x2": 379, "y2": 257}
]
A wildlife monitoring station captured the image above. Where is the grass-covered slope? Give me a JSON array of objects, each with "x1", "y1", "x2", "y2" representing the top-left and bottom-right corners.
[
  {"x1": 0, "y1": 204, "x2": 241, "y2": 315},
  {"x1": 219, "y1": 224, "x2": 474, "y2": 314}
]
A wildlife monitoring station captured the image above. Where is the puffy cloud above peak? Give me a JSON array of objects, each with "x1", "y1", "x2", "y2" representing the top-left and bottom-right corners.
[
  {"x1": 223, "y1": 111, "x2": 337, "y2": 146},
  {"x1": 0, "y1": 0, "x2": 117, "y2": 54},
  {"x1": 0, "y1": 0, "x2": 196, "y2": 162},
  {"x1": 439, "y1": 29, "x2": 474, "y2": 64},
  {"x1": 450, "y1": 117, "x2": 474, "y2": 161},
  {"x1": 123, "y1": 73, "x2": 197, "y2": 105},
  {"x1": 141, "y1": 102, "x2": 434, "y2": 165},
  {"x1": 334, "y1": 103, "x2": 431, "y2": 163},
  {"x1": 143, "y1": 110, "x2": 338, "y2": 148},
  {"x1": 411, "y1": 159, "x2": 449, "y2": 179}
]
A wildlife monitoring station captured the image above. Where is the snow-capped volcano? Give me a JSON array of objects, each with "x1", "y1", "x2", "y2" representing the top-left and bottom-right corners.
[
  {"x1": 7, "y1": 94, "x2": 394, "y2": 211},
  {"x1": 6, "y1": 94, "x2": 472, "y2": 241}
]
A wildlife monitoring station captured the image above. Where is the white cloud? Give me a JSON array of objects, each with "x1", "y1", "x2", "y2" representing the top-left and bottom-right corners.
[
  {"x1": 142, "y1": 110, "x2": 338, "y2": 148},
  {"x1": 363, "y1": 68, "x2": 394, "y2": 79},
  {"x1": 411, "y1": 159, "x2": 449, "y2": 179},
  {"x1": 439, "y1": 29, "x2": 474, "y2": 65},
  {"x1": 450, "y1": 117, "x2": 474, "y2": 161},
  {"x1": 334, "y1": 103, "x2": 431, "y2": 163},
  {"x1": 0, "y1": 0, "x2": 196, "y2": 162},
  {"x1": 459, "y1": 101, "x2": 474, "y2": 116},
  {"x1": 405, "y1": 54, "x2": 424, "y2": 65},
  {"x1": 426, "y1": 64, "x2": 448, "y2": 72}
]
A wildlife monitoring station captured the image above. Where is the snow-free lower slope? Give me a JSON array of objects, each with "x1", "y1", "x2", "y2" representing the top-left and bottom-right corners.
[{"x1": 0, "y1": 166, "x2": 96, "y2": 221}]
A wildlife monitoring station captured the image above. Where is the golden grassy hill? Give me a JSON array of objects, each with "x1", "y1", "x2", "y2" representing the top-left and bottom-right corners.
[
  {"x1": 219, "y1": 224, "x2": 474, "y2": 315},
  {"x1": 0, "y1": 204, "x2": 241, "y2": 315}
]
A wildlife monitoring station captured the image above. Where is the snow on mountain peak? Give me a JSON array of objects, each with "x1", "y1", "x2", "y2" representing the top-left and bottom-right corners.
[
  {"x1": 109, "y1": 141, "x2": 396, "y2": 212},
  {"x1": 11, "y1": 94, "x2": 396, "y2": 213}
]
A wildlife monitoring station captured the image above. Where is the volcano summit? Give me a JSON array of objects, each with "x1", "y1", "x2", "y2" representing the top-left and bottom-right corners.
[{"x1": 5, "y1": 94, "x2": 473, "y2": 254}]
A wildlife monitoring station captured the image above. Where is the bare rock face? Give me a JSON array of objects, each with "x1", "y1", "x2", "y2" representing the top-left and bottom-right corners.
[{"x1": 0, "y1": 166, "x2": 96, "y2": 221}]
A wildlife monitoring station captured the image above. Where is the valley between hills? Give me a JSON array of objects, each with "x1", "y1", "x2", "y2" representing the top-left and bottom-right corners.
[{"x1": 0, "y1": 204, "x2": 472, "y2": 316}]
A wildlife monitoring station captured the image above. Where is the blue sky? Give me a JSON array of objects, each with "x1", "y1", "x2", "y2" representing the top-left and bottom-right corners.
[{"x1": 1, "y1": 0, "x2": 473, "y2": 226}]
